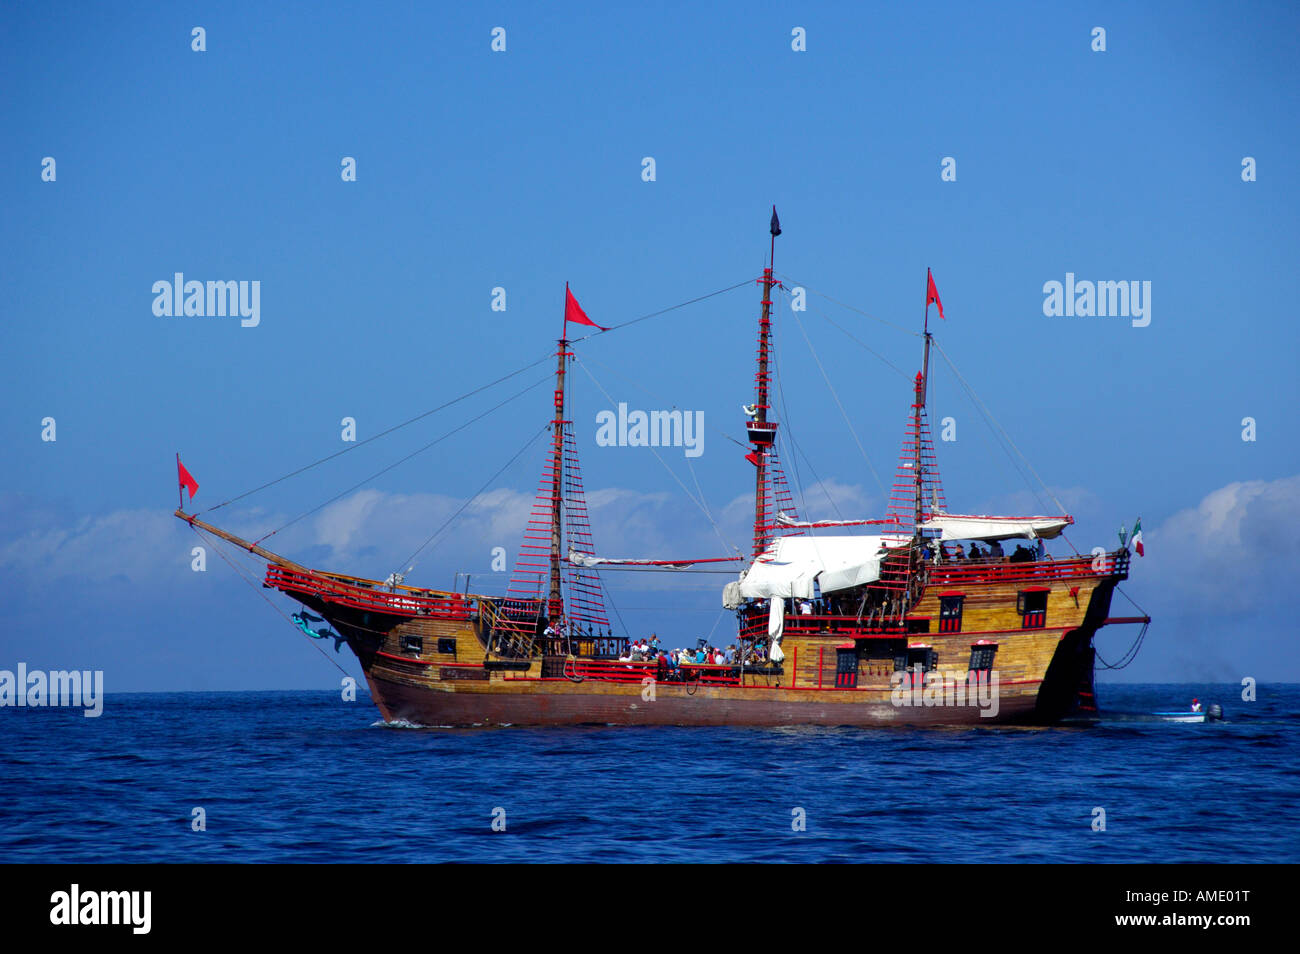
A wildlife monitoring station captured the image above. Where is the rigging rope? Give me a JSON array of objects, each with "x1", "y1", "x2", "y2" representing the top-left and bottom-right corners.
[
  {"x1": 578, "y1": 351, "x2": 749, "y2": 452},
  {"x1": 392, "y1": 422, "x2": 551, "y2": 577},
  {"x1": 931, "y1": 340, "x2": 1070, "y2": 517},
  {"x1": 771, "y1": 341, "x2": 811, "y2": 524},
  {"x1": 188, "y1": 524, "x2": 352, "y2": 677},
  {"x1": 572, "y1": 355, "x2": 742, "y2": 560},
  {"x1": 252, "y1": 373, "x2": 553, "y2": 547},
  {"x1": 774, "y1": 273, "x2": 922, "y2": 337},
  {"x1": 567, "y1": 279, "x2": 754, "y2": 344},
  {"x1": 785, "y1": 293, "x2": 889, "y2": 498},
  {"x1": 197, "y1": 352, "x2": 555, "y2": 516},
  {"x1": 197, "y1": 282, "x2": 752, "y2": 518}
]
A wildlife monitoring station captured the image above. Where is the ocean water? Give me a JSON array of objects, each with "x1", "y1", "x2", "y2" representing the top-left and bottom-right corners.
[{"x1": 2, "y1": 684, "x2": 1296, "y2": 863}]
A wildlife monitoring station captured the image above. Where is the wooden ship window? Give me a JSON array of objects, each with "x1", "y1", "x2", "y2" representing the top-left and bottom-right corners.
[
  {"x1": 1017, "y1": 589, "x2": 1049, "y2": 629},
  {"x1": 437, "y1": 637, "x2": 456, "y2": 655},
  {"x1": 401, "y1": 634, "x2": 423, "y2": 654},
  {"x1": 938, "y1": 595, "x2": 965, "y2": 633},
  {"x1": 834, "y1": 647, "x2": 859, "y2": 688},
  {"x1": 968, "y1": 644, "x2": 997, "y2": 672},
  {"x1": 895, "y1": 647, "x2": 938, "y2": 672}
]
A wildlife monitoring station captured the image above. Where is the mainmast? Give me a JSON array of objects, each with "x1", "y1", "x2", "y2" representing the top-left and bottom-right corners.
[
  {"x1": 549, "y1": 325, "x2": 568, "y2": 619},
  {"x1": 748, "y1": 208, "x2": 782, "y2": 557}
]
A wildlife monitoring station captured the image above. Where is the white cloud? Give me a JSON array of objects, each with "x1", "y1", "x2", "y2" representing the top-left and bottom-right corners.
[
  {"x1": 0, "y1": 484, "x2": 736, "y2": 595},
  {"x1": 1142, "y1": 474, "x2": 1300, "y2": 612}
]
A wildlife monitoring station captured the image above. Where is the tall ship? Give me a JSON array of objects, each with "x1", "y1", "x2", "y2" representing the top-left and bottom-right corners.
[{"x1": 175, "y1": 212, "x2": 1148, "y2": 726}]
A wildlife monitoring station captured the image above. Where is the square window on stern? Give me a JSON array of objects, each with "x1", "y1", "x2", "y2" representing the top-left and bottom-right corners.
[
  {"x1": 1017, "y1": 590, "x2": 1049, "y2": 629},
  {"x1": 968, "y1": 644, "x2": 997, "y2": 672},
  {"x1": 939, "y1": 595, "x2": 965, "y2": 633}
]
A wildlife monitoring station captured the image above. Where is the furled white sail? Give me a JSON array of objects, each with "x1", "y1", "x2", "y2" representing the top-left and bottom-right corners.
[
  {"x1": 918, "y1": 513, "x2": 1071, "y2": 542},
  {"x1": 568, "y1": 547, "x2": 738, "y2": 570},
  {"x1": 776, "y1": 511, "x2": 899, "y2": 529},
  {"x1": 736, "y1": 535, "x2": 907, "y2": 600}
]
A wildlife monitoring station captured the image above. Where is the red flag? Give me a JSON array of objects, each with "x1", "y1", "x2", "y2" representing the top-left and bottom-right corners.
[
  {"x1": 926, "y1": 269, "x2": 945, "y2": 320},
  {"x1": 745, "y1": 452, "x2": 761, "y2": 466},
  {"x1": 564, "y1": 284, "x2": 605, "y2": 330},
  {"x1": 178, "y1": 457, "x2": 199, "y2": 500}
]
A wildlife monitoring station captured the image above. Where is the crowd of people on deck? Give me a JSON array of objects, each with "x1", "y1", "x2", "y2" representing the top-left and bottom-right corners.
[
  {"x1": 610, "y1": 634, "x2": 772, "y2": 679},
  {"x1": 936, "y1": 538, "x2": 1047, "y2": 564},
  {"x1": 526, "y1": 616, "x2": 772, "y2": 679}
]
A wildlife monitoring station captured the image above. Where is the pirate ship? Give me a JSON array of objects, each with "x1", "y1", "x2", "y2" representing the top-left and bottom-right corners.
[{"x1": 175, "y1": 211, "x2": 1148, "y2": 726}]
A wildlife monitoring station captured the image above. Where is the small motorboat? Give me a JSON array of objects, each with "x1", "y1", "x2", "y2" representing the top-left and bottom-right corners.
[{"x1": 1154, "y1": 701, "x2": 1223, "y2": 723}]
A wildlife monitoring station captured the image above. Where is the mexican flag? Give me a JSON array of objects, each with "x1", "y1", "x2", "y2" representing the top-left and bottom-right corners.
[{"x1": 1132, "y1": 517, "x2": 1144, "y2": 557}]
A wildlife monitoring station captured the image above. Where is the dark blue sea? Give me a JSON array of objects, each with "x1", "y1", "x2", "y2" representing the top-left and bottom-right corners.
[{"x1": 2, "y1": 684, "x2": 1297, "y2": 863}]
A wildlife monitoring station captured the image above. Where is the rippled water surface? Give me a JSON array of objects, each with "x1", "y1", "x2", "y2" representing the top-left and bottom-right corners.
[{"x1": 2, "y1": 684, "x2": 1296, "y2": 863}]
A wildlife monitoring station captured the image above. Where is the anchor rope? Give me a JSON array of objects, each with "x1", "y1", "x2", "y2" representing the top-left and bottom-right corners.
[{"x1": 1095, "y1": 584, "x2": 1153, "y2": 670}]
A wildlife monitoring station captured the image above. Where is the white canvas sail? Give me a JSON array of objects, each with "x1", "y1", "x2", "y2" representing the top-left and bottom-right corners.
[
  {"x1": 918, "y1": 513, "x2": 1071, "y2": 541},
  {"x1": 736, "y1": 535, "x2": 908, "y2": 600}
]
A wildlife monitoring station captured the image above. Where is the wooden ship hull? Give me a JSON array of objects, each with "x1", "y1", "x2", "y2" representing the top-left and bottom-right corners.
[
  {"x1": 175, "y1": 212, "x2": 1149, "y2": 729},
  {"x1": 179, "y1": 513, "x2": 1140, "y2": 727}
]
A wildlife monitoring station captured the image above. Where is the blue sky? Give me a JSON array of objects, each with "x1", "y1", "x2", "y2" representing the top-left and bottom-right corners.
[{"x1": 2, "y1": 1, "x2": 1298, "y2": 690}]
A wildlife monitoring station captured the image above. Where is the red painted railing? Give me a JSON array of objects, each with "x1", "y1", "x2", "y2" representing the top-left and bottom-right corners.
[
  {"x1": 566, "y1": 659, "x2": 657, "y2": 683},
  {"x1": 264, "y1": 565, "x2": 474, "y2": 619},
  {"x1": 737, "y1": 612, "x2": 908, "y2": 642},
  {"x1": 565, "y1": 658, "x2": 742, "y2": 687},
  {"x1": 925, "y1": 550, "x2": 1129, "y2": 585}
]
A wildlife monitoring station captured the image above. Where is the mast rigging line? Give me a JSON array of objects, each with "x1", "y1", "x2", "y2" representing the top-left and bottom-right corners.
[
  {"x1": 187, "y1": 523, "x2": 352, "y2": 678},
  {"x1": 771, "y1": 339, "x2": 810, "y2": 523},
  {"x1": 571, "y1": 356, "x2": 743, "y2": 560},
  {"x1": 772, "y1": 340, "x2": 847, "y2": 524},
  {"x1": 785, "y1": 295, "x2": 889, "y2": 499},
  {"x1": 567, "y1": 279, "x2": 755, "y2": 344},
  {"x1": 392, "y1": 422, "x2": 551, "y2": 579},
  {"x1": 252, "y1": 373, "x2": 554, "y2": 548},
  {"x1": 577, "y1": 351, "x2": 749, "y2": 452},
  {"x1": 196, "y1": 351, "x2": 557, "y2": 517},
  {"x1": 930, "y1": 340, "x2": 1070, "y2": 518},
  {"x1": 776, "y1": 286, "x2": 912, "y2": 381},
  {"x1": 774, "y1": 273, "x2": 923, "y2": 338}
]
